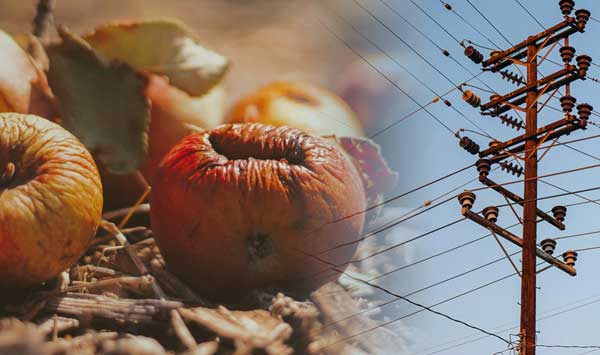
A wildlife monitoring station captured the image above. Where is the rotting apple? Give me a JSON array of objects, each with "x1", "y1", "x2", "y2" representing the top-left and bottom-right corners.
[
  {"x1": 0, "y1": 113, "x2": 103, "y2": 287},
  {"x1": 150, "y1": 123, "x2": 366, "y2": 298},
  {"x1": 0, "y1": 30, "x2": 55, "y2": 119},
  {"x1": 228, "y1": 81, "x2": 364, "y2": 138},
  {"x1": 229, "y1": 81, "x2": 398, "y2": 223}
]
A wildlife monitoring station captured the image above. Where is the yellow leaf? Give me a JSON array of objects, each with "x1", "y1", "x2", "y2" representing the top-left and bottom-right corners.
[{"x1": 84, "y1": 19, "x2": 229, "y2": 97}]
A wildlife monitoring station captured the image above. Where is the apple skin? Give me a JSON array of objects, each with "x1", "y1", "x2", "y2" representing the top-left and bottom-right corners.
[
  {"x1": 150, "y1": 123, "x2": 366, "y2": 297},
  {"x1": 0, "y1": 113, "x2": 103, "y2": 287},
  {"x1": 229, "y1": 81, "x2": 364, "y2": 138},
  {"x1": 228, "y1": 81, "x2": 398, "y2": 224},
  {"x1": 141, "y1": 74, "x2": 225, "y2": 183}
]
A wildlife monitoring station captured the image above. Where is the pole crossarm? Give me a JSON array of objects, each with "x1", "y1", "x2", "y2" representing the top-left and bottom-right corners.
[
  {"x1": 460, "y1": 207, "x2": 575, "y2": 276},
  {"x1": 487, "y1": 74, "x2": 583, "y2": 117},
  {"x1": 488, "y1": 122, "x2": 586, "y2": 164},
  {"x1": 481, "y1": 66, "x2": 579, "y2": 111},
  {"x1": 480, "y1": 117, "x2": 585, "y2": 157},
  {"x1": 479, "y1": 176, "x2": 565, "y2": 230},
  {"x1": 483, "y1": 16, "x2": 582, "y2": 70}
]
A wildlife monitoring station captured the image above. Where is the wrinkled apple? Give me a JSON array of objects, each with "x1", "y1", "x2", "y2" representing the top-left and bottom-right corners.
[
  {"x1": 0, "y1": 113, "x2": 103, "y2": 287},
  {"x1": 229, "y1": 81, "x2": 398, "y2": 222},
  {"x1": 150, "y1": 123, "x2": 366, "y2": 297}
]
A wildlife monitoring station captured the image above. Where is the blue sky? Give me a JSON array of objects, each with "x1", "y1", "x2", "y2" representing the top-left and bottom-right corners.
[{"x1": 323, "y1": 0, "x2": 600, "y2": 354}]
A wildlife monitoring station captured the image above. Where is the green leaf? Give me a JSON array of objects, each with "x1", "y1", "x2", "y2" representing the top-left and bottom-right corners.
[
  {"x1": 47, "y1": 26, "x2": 150, "y2": 175},
  {"x1": 84, "y1": 19, "x2": 229, "y2": 96}
]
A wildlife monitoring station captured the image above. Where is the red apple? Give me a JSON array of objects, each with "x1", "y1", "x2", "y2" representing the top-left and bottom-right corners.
[
  {"x1": 0, "y1": 113, "x2": 103, "y2": 287},
  {"x1": 150, "y1": 123, "x2": 366, "y2": 297}
]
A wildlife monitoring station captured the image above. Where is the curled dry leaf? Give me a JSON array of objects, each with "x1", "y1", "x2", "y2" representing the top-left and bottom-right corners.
[
  {"x1": 84, "y1": 19, "x2": 230, "y2": 97},
  {"x1": 0, "y1": 30, "x2": 54, "y2": 118},
  {"x1": 46, "y1": 26, "x2": 150, "y2": 175},
  {"x1": 336, "y1": 136, "x2": 398, "y2": 223},
  {"x1": 336, "y1": 136, "x2": 398, "y2": 195}
]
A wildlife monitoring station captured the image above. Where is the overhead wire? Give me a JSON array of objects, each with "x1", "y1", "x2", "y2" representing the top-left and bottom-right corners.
[
  {"x1": 321, "y1": 267, "x2": 514, "y2": 349},
  {"x1": 316, "y1": 16, "x2": 457, "y2": 136},
  {"x1": 350, "y1": 0, "x2": 493, "y2": 136},
  {"x1": 323, "y1": 216, "x2": 600, "y2": 329},
  {"x1": 312, "y1": 161, "x2": 600, "y2": 269},
  {"x1": 378, "y1": 0, "x2": 498, "y2": 95},
  {"x1": 438, "y1": 0, "x2": 501, "y2": 49},
  {"x1": 513, "y1": 0, "x2": 545, "y2": 29},
  {"x1": 408, "y1": 0, "x2": 463, "y2": 45},
  {"x1": 420, "y1": 293, "x2": 600, "y2": 355},
  {"x1": 464, "y1": 0, "x2": 514, "y2": 47}
]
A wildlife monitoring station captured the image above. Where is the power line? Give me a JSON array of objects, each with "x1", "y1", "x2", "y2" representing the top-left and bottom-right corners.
[
  {"x1": 328, "y1": 3, "x2": 490, "y2": 137},
  {"x1": 439, "y1": 0, "x2": 501, "y2": 48},
  {"x1": 513, "y1": 0, "x2": 545, "y2": 29},
  {"x1": 464, "y1": 0, "x2": 514, "y2": 46},
  {"x1": 537, "y1": 344, "x2": 600, "y2": 349},
  {"x1": 323, "y1": 130, "x2": 600, "y2": 249},
  {"x1": 377, "y1": 0, "x2": 505, "y2": 118},
  {"x1": 322, "y1": 267, "x2": 514, "y2": 349},
  {"x1": 322, "y1": 250, "x2": 521, "y2": 329},
  {"x1": 316, "y1": 161, "x2": 600, "y2": 267},
  {"x1": 407, "y1": 0, "x2": 463, "y2": 45},
  {"x1": 327, "y1": 265, "x2": 526, "y2": 349},
  {"x1": 412, "y1": 293, "x2": 600, "y2": 355},
  {"x1": 350, "y1": 0, "x2": 492, "y2": 136},
  {"x1": 323, "y1": 220, "x2": 600, "y2": 329},
  {"x1": 317, "y1": 16, "x2": 458, "y2": 136}
]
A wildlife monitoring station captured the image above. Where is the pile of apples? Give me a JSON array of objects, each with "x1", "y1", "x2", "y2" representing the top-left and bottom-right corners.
[{"x1": 0, "y1": 19, "x2": 397, "y2": 299}]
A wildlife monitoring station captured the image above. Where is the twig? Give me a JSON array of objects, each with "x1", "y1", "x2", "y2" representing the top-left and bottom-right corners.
[
  {"x1": 102, "y1": 203, "x2": 150, "y2": 221},
  {"x1": 171, "y1": 309, "x2": 197, "y2": 351},
  {"x1": 32, "y1": 0, "x2": 56, "y2": 38},
  {"x1": 37, "y1": 315, "x2": 79, "y2": 335},
  {"x1": 150, "y1": 263, "x2": 210, "y2": 306},
  {"x1": 119, "y1": 185, "x2": 151, "y2": 229},
  {"x1": 45, "y1": 293, "x2": 182, "y2": 325},
  {"x1": 179, "y1": 307, "x2": 293, "y2": 355}
]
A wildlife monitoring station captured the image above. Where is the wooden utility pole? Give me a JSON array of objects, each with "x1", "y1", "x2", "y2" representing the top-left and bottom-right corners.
[
  {"x1": 457, "y1": 2, "x2": 593, "y2": 354},
  {"x1": 521, "y1": 39, "x2": 539, "y2": 355}
]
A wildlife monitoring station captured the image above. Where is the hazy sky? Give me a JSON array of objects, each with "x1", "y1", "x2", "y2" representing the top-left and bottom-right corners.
[{"x1": 324, "y1": 0, "x2": 600, "y2": 354}]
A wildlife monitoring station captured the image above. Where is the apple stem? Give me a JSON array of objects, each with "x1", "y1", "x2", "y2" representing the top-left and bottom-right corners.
[{"x1": 0, "y1": 162, "x2": 15, "y2": 186}]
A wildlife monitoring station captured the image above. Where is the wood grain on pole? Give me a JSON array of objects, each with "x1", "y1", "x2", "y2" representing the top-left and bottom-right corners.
[{"x1": 521, "y1": 38, "x2": 539, "y2": 355}]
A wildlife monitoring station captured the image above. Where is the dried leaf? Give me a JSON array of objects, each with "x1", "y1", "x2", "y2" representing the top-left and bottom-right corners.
[
  {"x1": 47, "y1": 26, "x2": 150, "y2": 174},
  {"x1": 337, "y1": 136, "x2": 398, "y2": 195},
  {"x1": 84, "y1": 19, "x2": 229, "y2": 96}
]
